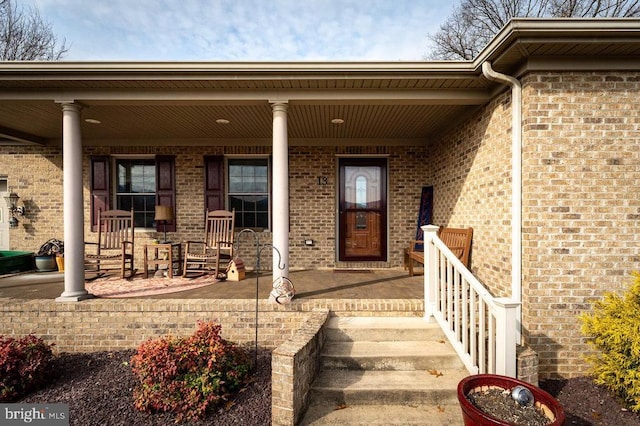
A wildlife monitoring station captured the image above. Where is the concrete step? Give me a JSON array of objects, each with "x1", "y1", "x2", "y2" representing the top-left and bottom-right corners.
[
  {"x1": 301, "y1": 316, "x2": 468, "y2": 425},
  {"x1": 321, "y1": 340, "x2": 463, "y2": 370},
  {"x1": 309, "y1": 369, "x2": 469, "y2": 406},
  {"x1": 325, "y1": 316, "x2": 444, "y2": 342},
  {"x1": 299, "y1": 402, "x2": 464, "y2": 425}
]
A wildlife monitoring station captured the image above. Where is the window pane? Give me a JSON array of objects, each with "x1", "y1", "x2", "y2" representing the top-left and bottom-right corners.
[
  {"x1": 256, "y1": 196, "x2": 268, "y2": 210},
  {"x1": 229, "y1": 176, "x2": 243, "y2": 193},
  {"x1": 255, "y1": 176, "x2": 268, "y2": 193},
  {"x1": 229, "y1": 195, "x2": 243, "y2": 211},
  {"x1": 256, "y1": 212, "x2": 269, "y2": 228},
  {"x1": 132, "y1": 196, "x2": 146, "y2": 211},
  {"x1": 118, "y1": 195, "x2": 132, "y2": 212},
  {"x1": 130, "y1": 163, "x2": 155, "y2": 193},
  {"x1": 115, "y1": 159, "x2": 156, "y2": 228},
  {"x1": 228, "y1": 159, "x2": 269, "y2": 228},
  {"x1": 243, "y1": 212, "x2": 256, "y2": 227},
  {"x1": 144, "y1": 211, "x2": 155, "y2": 228}
]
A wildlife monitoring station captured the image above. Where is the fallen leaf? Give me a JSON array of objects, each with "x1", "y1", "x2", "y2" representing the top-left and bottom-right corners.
[
  {"x1": 428, "y1": 369, "x2": 443, "y2": 377},
  {"x1": 334, "y1": 404, "x2": 348, "y2": 411},
  {"x1": 437, "y1": 405, "x2": 445, "y2": 413}
]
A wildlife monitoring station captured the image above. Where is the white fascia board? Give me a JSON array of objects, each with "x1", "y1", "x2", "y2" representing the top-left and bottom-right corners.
[
  {"x1": 475, "y1": 18, "x2": 640, "y2": 69},
  {"x1": 0, "y1": 61, "x2": 476, "y2": 76},
  {"x1": 0, "y1": 88, "x2": 490, "y2": 105}
]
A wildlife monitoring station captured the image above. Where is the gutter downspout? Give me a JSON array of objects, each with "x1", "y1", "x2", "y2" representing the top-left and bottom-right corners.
[{"x1": 481, "y1": 61, "x2": 522, "y2": 344}]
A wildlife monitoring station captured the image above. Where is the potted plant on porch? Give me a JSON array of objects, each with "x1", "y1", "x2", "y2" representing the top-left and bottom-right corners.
[
  {"x1": 457, "y1": 374, "x2": 565, "y2": 425},
  {"x1": 35, "y1": 239, "x2": 64, "y2": 272}
]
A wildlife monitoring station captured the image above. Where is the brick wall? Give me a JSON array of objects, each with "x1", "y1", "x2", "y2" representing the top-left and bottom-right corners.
[
  {"x1": 428, "y1": 93, "x2": 514, "y2": 297},
  {"x1": 521, "y1": 71, "x2": 640, "y2": 378},
  {"x1": 0, "y1": 146, "x2": 65, "y2": 251},
  {"x1": 1, "y1": 298, "x2": 312, "y2": 352},
  {"x1": 1, "y1": 144, "x2": 428, "y2": 270},
  {"x1": 428, "y1": 71, "x2": 640, "y2": 378},
  {"x1": 0, "y1": 297, "x2": 422, "y2": 354},
  {"x1": 289, "y1": 145, "x2": 430, "y2": 269},
  {"x1": 272, "y1": 309, "x2": 329, "y2": 426}
]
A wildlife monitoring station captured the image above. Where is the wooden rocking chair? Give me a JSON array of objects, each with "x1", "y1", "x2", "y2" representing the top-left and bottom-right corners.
[
  {"x1": 407, "y1": 226, "x2": 473, "y2": 277},
  {"x1": 84, "y1": 209, "x2": 135, "y2": 279},
  {"x1": 183, "y1": 209, "x2": 235, "y2": 278}
]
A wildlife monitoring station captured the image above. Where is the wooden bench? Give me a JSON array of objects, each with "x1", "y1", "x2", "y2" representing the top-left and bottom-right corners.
[{"x1": 405, "y1": 227, "x2": 473, "y2": 277}]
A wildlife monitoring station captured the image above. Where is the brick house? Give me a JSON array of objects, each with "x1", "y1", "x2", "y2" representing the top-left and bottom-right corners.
[{"x1": 0, "y1": 18, "x2": 638, "y2": 378}]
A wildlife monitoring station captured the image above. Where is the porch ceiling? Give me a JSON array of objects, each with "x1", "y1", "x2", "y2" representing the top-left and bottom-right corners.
[
  {"x1": 0, "y1": 99, "x2": 484, "y2": 145},
  {"x1": 0, "y1": 68, "x2": 491, "y2": 145}
]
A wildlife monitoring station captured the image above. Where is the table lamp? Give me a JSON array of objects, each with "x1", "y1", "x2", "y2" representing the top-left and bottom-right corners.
[{"x1": 154, "y1": 205, "x2": 174, "y2": 243}]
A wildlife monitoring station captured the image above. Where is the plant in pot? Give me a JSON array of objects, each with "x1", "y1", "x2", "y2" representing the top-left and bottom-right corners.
[
  {"x1": 457, "y1": 374, "x2": 565, "y2": 426},
  {"x1": 35, "y1": 239, "x2": 64, "y2": 272}
]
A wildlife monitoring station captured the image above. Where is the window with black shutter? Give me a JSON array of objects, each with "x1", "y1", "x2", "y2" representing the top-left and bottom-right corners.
[{"x1": 89, "y1": 155, "x2": 176, "y2": 231}]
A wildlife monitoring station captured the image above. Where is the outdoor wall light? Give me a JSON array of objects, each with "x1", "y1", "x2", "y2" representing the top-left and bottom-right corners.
[{"x1": 4, "y1": 190, "x2": 25, "y2": 228}]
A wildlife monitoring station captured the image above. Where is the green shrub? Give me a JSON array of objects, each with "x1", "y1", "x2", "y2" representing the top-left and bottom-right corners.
[
  {"x1": 580, "y1": 271, "x2": 640, "y2": 412},
  {"x1": 0, "y1": 335, "x2": 54, "y2": 402},
  {"x1": 130, "y1": 320, "x2": 251, "y2": 422}
]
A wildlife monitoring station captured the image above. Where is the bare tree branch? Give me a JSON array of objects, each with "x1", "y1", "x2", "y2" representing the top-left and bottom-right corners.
[
  {"x1": 427, "y1": 0, "x2": 640, "y2": 60},
  {"x1": 0, "y1": 0, "x2": 68, "y2": 61}
]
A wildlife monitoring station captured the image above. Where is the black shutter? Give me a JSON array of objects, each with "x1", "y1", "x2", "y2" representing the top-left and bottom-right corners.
[
  {"x1": 90, "y1": 156, "x2": 110, "y2": 232},
  {"x1": 155, "y1": 155, "x2": 176, "y2": 232},
  {"x1": 204, "y1": 155, "x2": 224, "y2": 212}
]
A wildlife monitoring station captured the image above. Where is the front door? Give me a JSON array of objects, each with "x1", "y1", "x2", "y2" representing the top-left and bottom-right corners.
[{"x1": 338, "y1": 158, "x2": 387, "y2": 261}]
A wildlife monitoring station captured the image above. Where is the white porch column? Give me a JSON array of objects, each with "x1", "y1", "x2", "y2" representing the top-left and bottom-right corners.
[
  {"x1": 56, "y1": 102, "x2": 92, "y2": 302},
  {"x1": 270, "y1": 101, "x2": 289, "y2": 282}
]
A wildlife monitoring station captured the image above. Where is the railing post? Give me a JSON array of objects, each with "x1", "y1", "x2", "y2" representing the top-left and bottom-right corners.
[
  {"x1": 421, "y1": 225, "x2": 440, "y2": 321},
  {"x1": 493, "y1": 297, "x2": 521, "y2": 377}
]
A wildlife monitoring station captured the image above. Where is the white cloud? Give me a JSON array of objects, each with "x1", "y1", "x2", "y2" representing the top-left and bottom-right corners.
[{"x1": 28, "y1": 0, "x2": 455, "y2": 61}]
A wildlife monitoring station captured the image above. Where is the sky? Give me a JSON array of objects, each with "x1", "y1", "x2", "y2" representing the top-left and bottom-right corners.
[{"x1": 26, "y1": 0, "x2": 456, "y2": 61}]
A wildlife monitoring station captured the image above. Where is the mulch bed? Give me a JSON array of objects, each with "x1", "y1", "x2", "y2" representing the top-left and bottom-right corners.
[
  {"x1": 540, "y1": 377, "x2": 640, "y2": 426},
  {"x1": 15, "y1": 348, "x2": 640, "y2": 426},
  {"x1": 19, "y1": 349, "x2": 271, "y2": 426}
]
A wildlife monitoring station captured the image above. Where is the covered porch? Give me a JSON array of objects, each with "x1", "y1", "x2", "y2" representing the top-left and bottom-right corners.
[{"x1": 0, "y1": 268, "x2": 424, "y2": 301}]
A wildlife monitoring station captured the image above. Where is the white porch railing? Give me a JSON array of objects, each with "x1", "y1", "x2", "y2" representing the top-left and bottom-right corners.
[{"x1": 421, "y1": 225, "x2": 520, "y2": 377}]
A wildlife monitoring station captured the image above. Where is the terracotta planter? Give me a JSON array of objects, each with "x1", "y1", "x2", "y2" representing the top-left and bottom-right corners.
[{"x1": 457, "y1": 374, "x2": 565, "y2": 426}]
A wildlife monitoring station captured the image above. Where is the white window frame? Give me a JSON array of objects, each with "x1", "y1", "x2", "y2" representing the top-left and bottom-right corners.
[
  {"x1": 226, "y1": 156, "x2": 271, "y2": 230},
  {"x1": 113, "y1": 155, "x2": 156, "y2": 229}
]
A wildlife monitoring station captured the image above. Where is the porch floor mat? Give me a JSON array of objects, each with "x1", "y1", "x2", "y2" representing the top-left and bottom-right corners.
[{"x1": 333, "y1": 269, "x2": 373, "y2": 273}]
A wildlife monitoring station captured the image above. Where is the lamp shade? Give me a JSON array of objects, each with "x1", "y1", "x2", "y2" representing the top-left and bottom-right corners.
[{"x1": 154, "y1": 205, "x2": 174, "y2": 222}]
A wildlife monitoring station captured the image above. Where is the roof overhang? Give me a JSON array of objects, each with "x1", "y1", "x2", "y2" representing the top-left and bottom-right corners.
[{"x1": 0, "y1": 18, "x2": 638, "y2": 146}]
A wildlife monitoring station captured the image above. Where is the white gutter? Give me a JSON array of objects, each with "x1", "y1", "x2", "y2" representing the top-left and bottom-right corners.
[{"x1": 481, "y1": 61, "x2": 522, "y2": 344}]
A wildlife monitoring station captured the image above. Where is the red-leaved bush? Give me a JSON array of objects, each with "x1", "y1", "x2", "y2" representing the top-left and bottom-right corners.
[
  {"x1": 0, "y1": 335, "x2": 54, "y2": 402},
  {"x1": 130, "y1": 321, "x2": 250, "y2": 422}
]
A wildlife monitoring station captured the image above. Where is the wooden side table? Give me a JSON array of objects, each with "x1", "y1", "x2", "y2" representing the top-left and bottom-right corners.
[{"x1": 144, "y1": 243, "x2": 181, "y2": 278}]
